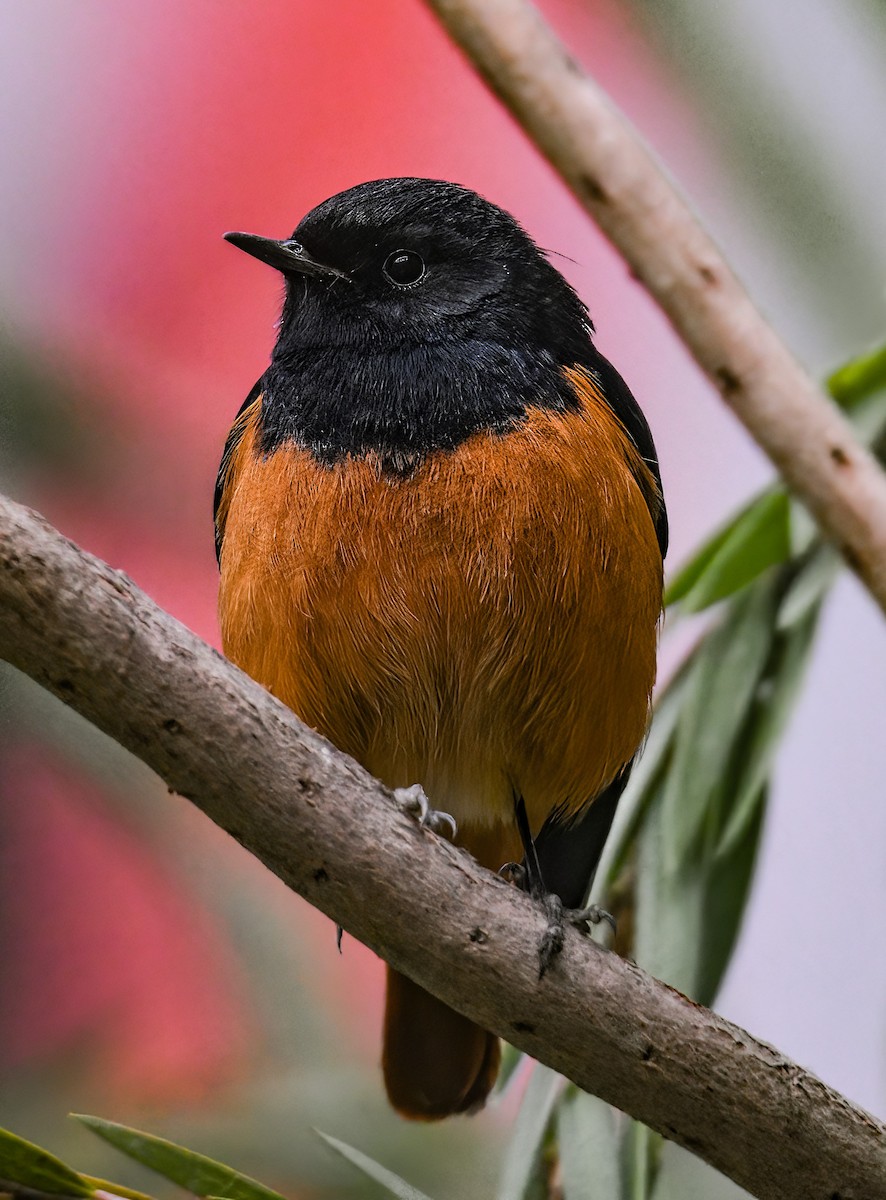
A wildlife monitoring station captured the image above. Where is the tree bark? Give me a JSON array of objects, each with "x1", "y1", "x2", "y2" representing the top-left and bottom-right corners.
[
  {"x1": 1, "y1": 492, "x2": 883, "y2": 1200},
  {"x1": 425, "y1": 0, "x2": 886, "y2": 615}
]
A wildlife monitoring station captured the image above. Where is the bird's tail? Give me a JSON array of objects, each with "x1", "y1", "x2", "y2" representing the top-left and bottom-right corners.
[{"x1": 382, "y1": 966, "x2": 500, "y2": 1120}]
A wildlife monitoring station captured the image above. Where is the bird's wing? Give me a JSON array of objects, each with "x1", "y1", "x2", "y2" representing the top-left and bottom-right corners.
[
  {"x1": 589, "y1": 349, "x2": 669, "y2": 559},
  {"x1": 213, "y1": 378, "x2": 263, "y2": 565},
  {"x1": 532, "y1": 767, "x2": 632, "y2": 909}
]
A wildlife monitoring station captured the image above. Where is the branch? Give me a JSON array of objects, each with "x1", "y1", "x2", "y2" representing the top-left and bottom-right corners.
[
  {"x1": 1, "y1": 493, "x2": 883, "y2": 1199},
  {"x1": 425, "y1": 0, "x2": 886, "y2": 614}
]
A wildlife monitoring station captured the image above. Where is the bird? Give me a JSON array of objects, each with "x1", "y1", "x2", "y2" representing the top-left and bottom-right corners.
[{"x1": 216, "y1": 177, "x2": 667, "y2": 1121}]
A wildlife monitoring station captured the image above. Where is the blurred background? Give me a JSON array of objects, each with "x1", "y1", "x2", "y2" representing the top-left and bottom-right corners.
[{"x1": 1, "y1": 1, "x2": 884, "y2": 1197}]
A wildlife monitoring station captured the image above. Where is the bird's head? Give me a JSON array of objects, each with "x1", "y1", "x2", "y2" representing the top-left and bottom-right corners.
[
  {"x1": 225, "y1": 177, "x2": 592, "y2": 359},
  {"x1": 224, "y1": 178, "x2": 607, "y2": 470}
]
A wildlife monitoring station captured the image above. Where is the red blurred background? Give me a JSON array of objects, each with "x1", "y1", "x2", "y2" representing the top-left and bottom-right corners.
[{"x1": 2, "y1": 2, "x2": 884, "y2": 1197}]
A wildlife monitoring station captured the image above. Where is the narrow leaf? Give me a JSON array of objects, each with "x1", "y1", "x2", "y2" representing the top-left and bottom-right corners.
[
  {"x1": 664, "y1": 492, "x2": 771, "y2": 608},
  {"x1": 777, "y1": 546, "x2": 839, "y2": 630},
  {"x1": 674, "y1": 491, "x2": 790, "y2": 614},
  {"x1": 661, "y1": 577, "x2": 778, "y2": 871},
  {"x1": 717, "y1": 601, "x2": 821, "y2": 859},
  {"x1": 664, "y1": 519, "x2": 744, "y2": 608},
  {"x1": 591, "y1": 664, "x2": 688, "y2": 898},
  {"x1": 633, "y1": 770, "x2": 706, "y2": 996},
  {"x1": 827, "y1": 340, "x2": 886, "y2": 409},
  {"x1": 621, "y1": 1122, "x2": 662, "y2": 1200},
  {"x1": 0, "y1": 1128, "x2": 93, "y2": 1198},
  {"x1": 314, "y1": 1131, "x2": 435, "y2": 1200},
  {"x1": 634, "y1": 732, "x2": 763, "y2": 1006},
  {"x1": 72, "y1": 1118, "x2": 286, "y2": 1200},
  {"x1": 696, "y1": 795, "x2": 765, "y2": 1006},
  {"x1": 557, "y1": 1090, "x2": 620, "y2": 1200},
  {"x1": 787, "y1": 497, "x2": 818, "y2": 558},
  {"x1": 496, "y1": 1064, "x2": 564, "y2": 1200}
]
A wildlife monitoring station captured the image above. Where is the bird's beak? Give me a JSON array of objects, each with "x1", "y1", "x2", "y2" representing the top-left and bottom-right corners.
[{"x1": 224, "y1": 232, "x2": 349, "y2": 280}]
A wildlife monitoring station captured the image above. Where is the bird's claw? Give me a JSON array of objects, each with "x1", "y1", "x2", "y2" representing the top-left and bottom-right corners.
[
  {"x1": 568, "y1": 902, "x2": 617, "y2": 936},
  {"x1": 499, "y1": 861, "x2": 527, "y2": 887},
  {"x1": 538, "y1": 894, "x2": 566, "y2": 977},
  {"x1": 537, "y1": 894, "x2": 616, "y2": 978},
  {"x1": 394, "y1": 784, "x2": 457, "y2": 839}
]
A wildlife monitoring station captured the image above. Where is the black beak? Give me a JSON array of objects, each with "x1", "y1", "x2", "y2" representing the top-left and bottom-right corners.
[{"x1": 224, "y1": 231, "x2": 349, "y2": 281}]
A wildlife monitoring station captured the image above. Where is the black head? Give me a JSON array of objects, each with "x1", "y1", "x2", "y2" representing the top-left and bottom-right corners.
[{"x1": 225, "y1": 178, "x2": 600, "y2": 471}]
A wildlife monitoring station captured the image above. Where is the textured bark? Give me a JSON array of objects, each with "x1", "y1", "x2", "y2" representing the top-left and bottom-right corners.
[
  {"x1": 1, "y1": 492, "x2": 883, "y2": 1199},
  {"x1": 425, "y1": 0, "x2": 886, "y2": 615}
]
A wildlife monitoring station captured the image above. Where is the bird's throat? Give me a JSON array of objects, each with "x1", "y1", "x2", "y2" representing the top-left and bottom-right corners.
[{"x1": 259, "y1": 338, "x2": 580, "y2": 472}]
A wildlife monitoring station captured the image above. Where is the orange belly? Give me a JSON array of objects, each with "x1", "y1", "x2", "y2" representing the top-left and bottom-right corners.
[{"x1": 218, "y1": 370, "x2": 662, "y2": 866}]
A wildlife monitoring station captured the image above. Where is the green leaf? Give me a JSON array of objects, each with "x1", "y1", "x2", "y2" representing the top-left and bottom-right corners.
[
  {"x1": 72, "y1": 1117, "x2": 286, "y2": 1200},
  {"x1": 716, "y1": 598, "x2": 821, "y2": 860},
  {"x1": 787, "y1": 496, "x2": 818, "y2": 558},
  {"x1": 776, "y1": 545, "x2": 839, "y2": 630},
  {"x1": 557, "y1": 1090, "x2": 620, "y2": 1200},
  {"x1": 620, "y1": 1122, "x2": 662, "y2": 1200},
  {"x1": 496, "y1": 1064, "x2": 564, "y2": 1200},
  {"x1": 669, "y1": 491, "x2": 790, "y2": 614},
  {"x1": 591, "y1": 668, "x2": 687, "y2": 900},
  {"x1": 314, "y1": 1131, "x2": 435, "y2": 1200},
  {"x1": 827, "y1": 341, "x2": 886, "y2": 410},
  {"x1": 664, "y1": 492, "x2": 767, "y2": 608},
  {"x1": 661, "y1": 576, "x2": 779, "y2": 871},
  {"x1": 633, "y1": 769, "x2": 706, "y2": 996},
  {"x1": 827, "y1": 341, "x2": 886, "y2": 452},
  {"x1": 0, "y1": 1128, "x2": 93, "y2": 1198},
  {"x1": 664, "y1": 511, "x2": 746, "y2": 607},
  {"x1": 634, "y1": 755, "x2": 763, "y2": 1006},
  {"x1": 636, "y1": 568, "x2": 825, "y2": 1004},
  {"x1": 695, "y1": 793, "x2": 765, "y2": 1006}
]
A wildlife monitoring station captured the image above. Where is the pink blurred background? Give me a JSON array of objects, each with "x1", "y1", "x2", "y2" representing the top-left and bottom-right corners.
[{"x1": 1, "y1": 2, "x2": 884, "y2": 1196}]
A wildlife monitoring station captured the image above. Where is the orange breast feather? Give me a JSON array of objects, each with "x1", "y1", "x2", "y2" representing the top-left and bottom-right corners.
[{"x1": 218, "y1": 368, "x2": 662, "y2": 865}]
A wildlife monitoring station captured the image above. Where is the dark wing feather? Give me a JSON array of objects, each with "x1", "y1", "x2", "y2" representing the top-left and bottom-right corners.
[
  {"x1": 533, "y1": 766, "x2": 633, "y2": 909},
  {"x1": 213, "y1": 378, "x2": 262, "y2": 564},
  {"x1": 589, "y1": 349, "x2": 668, "y2": 559}
]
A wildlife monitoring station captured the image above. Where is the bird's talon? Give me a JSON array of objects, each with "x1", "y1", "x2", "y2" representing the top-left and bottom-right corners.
[
  {"x1": 394, "y1": 784, "x2": 457, "y2": 839},
  {"x1": 536, "y1": 893, "x2": 565, "y2": 977},
  {"x1": 569, "y1": 903, "x2": 617, "y2": 935},
  {"x1": 499, "y1": 861, "x2": 527, "y2": 887},
  {"x1": 538, "y1": 919, "x2": 565, "y2": 977},
  {"x1": 425, "y1": 809, "x2": 458, "y2": 838},
  {"x1": 535, "y1": 895, "x2": 615, "y2": 975}
]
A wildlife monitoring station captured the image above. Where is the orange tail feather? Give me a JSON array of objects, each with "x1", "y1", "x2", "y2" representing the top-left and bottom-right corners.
[{"x1": 382, "y1": 967, "x2": 500, "y2": 1120}]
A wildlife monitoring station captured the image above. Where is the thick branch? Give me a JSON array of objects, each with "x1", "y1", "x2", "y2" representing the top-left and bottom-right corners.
[
  {"x1": 425, "y1": 0, "x2": 886, "y2": 614},
  {"x1": 1, "y1": 494, "x2": 883, "y2": 1198}
]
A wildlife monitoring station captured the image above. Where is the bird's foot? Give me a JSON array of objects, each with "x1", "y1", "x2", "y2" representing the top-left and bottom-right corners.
[
  {"x1": 394, "y1": 784, "x2": 457, "y2": 839},
  {"x1": 568, "y1": 902, "x2": 617, "y2": 936},
  {"x1": 537, "y1": 894, "x2": 617, "y2": 978}
]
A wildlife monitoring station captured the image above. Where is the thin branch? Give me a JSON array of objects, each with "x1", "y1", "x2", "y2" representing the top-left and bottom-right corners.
[
  {"x1": 1, "y1": 492, "x2": 883, "y2": 1200},
  {"x1": 425, "y1": 0, "x2": 886, "y2": 614}
]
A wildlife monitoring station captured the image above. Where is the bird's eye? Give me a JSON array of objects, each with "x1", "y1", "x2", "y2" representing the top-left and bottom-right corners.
[{"x1": 382, "y1": 249, "x2": 425, "y2": 288}]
